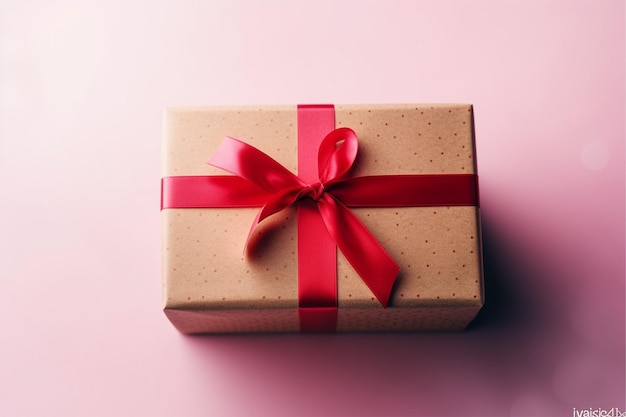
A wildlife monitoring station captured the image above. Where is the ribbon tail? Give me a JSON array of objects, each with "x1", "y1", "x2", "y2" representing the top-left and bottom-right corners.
[
  {"x1": 244, "y1": 186, "x2": 304, "y2": 252},
  {"x1": 316, "y1": 194, "x2": 399, "y2": 308}
]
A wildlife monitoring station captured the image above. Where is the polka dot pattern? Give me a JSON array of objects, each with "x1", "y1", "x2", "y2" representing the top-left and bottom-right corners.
[
  {"x1": 164, "y1": 106, "x2": 298, "y2": 177},
  {"x1": 335, "y1": 104, "x2": 476, "y2": 175},
  {"x1": 163, "y1": 207, "x2": 299, "y2": 312},
  {"x1": 162, "y1": 104, "x2": 483, "y2": 333},
  {"x1": 336, "y1": 206, "x2": 482, "y2": 311}
]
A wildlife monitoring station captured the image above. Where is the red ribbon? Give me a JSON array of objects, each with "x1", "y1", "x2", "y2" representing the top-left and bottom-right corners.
[{"x1": 161, "y1": 105, "x2": 479, "y2": 331}]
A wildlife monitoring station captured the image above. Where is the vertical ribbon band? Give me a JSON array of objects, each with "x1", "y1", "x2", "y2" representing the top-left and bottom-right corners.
[{"x1": 297, "y1": 105, "x2": 338, "y2": 332}]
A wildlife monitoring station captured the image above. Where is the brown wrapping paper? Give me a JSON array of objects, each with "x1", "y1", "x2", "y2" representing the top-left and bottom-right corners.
[{"x1": 162, "y1": 104, "x2": 484, "y2": 333}]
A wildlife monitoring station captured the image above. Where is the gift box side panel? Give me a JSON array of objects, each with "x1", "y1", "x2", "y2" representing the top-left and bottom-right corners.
[
  {"x1": 336, "y1": 306, "x2": 482, "y2": 332},
  {"x1": 163, "y1": 306, "x2": 481, "y2": 333},
  {"x1": 164, "y1": 308, "x2": 300, "y2": 334}
]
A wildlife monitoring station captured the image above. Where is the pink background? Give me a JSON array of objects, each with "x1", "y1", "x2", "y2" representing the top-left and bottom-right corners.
[{"x1": 0, "y1": 1, "x2": 624, "y2": 416}]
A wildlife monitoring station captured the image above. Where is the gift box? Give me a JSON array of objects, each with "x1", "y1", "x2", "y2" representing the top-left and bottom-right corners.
[{"x1": 161, "y1": 104, "x2": 483, "y2": 333}]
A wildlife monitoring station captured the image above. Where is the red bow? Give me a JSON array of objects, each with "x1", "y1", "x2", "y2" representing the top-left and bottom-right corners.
[{"x1": 208, "y1": 127, "x2": 399, "y2": 307}]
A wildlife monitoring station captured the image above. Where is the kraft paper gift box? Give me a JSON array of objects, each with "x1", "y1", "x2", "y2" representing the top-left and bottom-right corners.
[{"x1": 161, "y1": 104, "x2": 484, "y2": 333}]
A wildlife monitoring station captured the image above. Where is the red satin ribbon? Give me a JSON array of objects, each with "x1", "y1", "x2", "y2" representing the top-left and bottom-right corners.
[
  {"x1": 206, "y1": 127, "x2": 401, "y2": 309},
  {"x1": 160, "y1": 174, "x2": 478, "y2": 209},
  {"x1": 161, "y1": 106, "x2": 479, "y2": 331},
  {"x1": 296, "y1": 105, "x2": 338, "y2": 331}
]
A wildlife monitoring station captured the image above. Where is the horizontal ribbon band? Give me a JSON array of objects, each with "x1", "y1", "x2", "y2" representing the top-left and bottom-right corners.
[{"x1": 162, "y1": 174, "x2": 479, "y2": 209}]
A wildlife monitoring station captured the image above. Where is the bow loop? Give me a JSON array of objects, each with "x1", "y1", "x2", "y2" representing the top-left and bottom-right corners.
[
  {"x1": 209, "y1": 136, "x2": 305, "y2": 192},
  {"x1": 318, "y1": 127, "x2": 359, "y2": 183}
]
